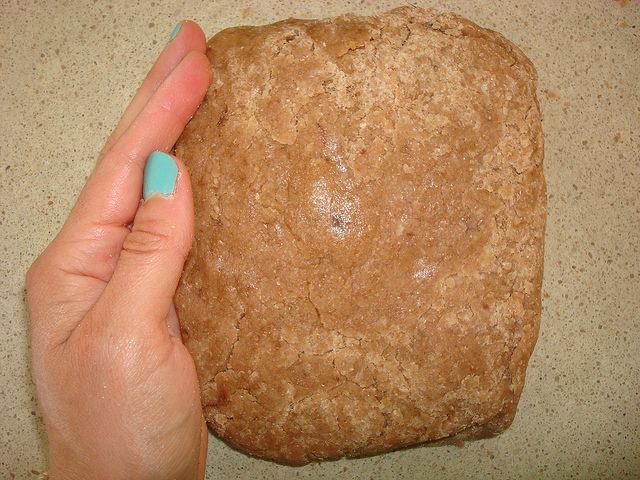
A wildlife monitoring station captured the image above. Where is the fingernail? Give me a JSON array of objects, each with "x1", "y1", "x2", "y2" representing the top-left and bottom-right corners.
[
  {"x1": 143, "y1": 151, "x2": 178, "y2": 200},
  {"x1": 169, "y1": 23, "x2": 181, "y2": 42}
]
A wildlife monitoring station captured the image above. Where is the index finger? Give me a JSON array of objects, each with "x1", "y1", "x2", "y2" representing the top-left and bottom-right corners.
[
  {"x1": 99, "y1": 20, "x2": 207, "y2": 162},
  {"x1": 64, "y1": 49, "x2": 212, "y2": 245}
]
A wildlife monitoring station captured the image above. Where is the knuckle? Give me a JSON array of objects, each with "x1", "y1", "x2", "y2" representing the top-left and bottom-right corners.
[
  {"x1": 122, "y1": 224, "x2": 175, "y2": 256},
  {"x1": 25, "y1": 253, "x2": 50, "y2": 294},
  {"x1": 25, "y1": 258, "x2": 40, "y2": 290}
]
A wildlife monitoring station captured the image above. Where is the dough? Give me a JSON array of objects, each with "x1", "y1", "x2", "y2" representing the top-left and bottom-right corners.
[{"x1": 175, "y1": 6, "x2": 546, "y2": 465}]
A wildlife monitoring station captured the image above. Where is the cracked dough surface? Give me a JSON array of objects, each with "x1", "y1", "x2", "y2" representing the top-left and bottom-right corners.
[{"x1": 175, "y1": 6, "x2": 546, "y2": 465}]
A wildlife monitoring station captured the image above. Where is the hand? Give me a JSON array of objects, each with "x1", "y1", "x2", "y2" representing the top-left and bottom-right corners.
[{"x1": 26, "y1": 22, "x2": 213, "y2": 480}]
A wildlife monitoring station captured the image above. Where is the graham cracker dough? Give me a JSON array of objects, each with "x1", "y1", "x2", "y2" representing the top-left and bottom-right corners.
[{"x1": 175, "y1": 6, "x2": 546, "y2": 465}]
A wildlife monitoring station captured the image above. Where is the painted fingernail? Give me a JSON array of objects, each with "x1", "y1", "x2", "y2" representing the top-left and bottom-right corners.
[
  {"x1": 169, "y1": 23, "x2": 181, "y2": 42},
  {"x1": 143, "y1": 151, "x2": 178, "y2": 200}
]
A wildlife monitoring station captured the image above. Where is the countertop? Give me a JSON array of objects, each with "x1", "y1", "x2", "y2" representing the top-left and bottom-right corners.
[{"x1": 1, "y1": 1, "x2": 638, "y2": 478}]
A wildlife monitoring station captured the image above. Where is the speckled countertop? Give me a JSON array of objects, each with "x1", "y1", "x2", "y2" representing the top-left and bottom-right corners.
[{"x1": 1, "y1": 1, "x2": 638, "y2": 478}]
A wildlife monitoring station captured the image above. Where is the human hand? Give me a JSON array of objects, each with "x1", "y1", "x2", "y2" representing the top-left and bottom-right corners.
[{"x1": 26, "y1": 22, "x2": 212, "y2": 480}]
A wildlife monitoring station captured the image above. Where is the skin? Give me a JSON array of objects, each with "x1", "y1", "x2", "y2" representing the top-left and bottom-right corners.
[{"x1": 26, "y1": 21, "x2": 213, "y2": 480}]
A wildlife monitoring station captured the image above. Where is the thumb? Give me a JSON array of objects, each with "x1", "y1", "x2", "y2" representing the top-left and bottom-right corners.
[{"x1": 94, "y1": 151, "x2": 194, "y2": 336}]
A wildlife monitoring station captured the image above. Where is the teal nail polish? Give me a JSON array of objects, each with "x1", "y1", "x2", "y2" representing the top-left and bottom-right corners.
[
  {"x1": 143, "y1": 151, "x2": 178, "y2": 200},
  {"x1": 169, "y1": 23, "x2": 181, "y2": 42}
]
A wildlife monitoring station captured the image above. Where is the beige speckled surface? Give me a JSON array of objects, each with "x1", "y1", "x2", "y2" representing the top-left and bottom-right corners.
[{"x1": 1, "y1": 1, "x2": 638, "y2": 478}]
